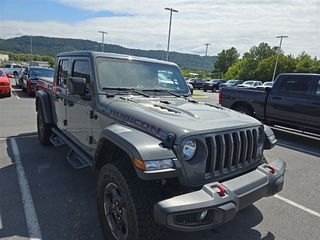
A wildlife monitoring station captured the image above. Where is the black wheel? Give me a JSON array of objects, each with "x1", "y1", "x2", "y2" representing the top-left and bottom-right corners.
[
  {"x1": 234, "y1": 106, "x2": 254, "y2": 117},
  {"x1": 97, "y1": 161, "x2": 164, "y2": 240},
  {"x1": 37, "y1": 104, "x2": 53, "y2": 146},
  {"x1": 203, "y1": 89, "x2": 207, "y2": 92}
]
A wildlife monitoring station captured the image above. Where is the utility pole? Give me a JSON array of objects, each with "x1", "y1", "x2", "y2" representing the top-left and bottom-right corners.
[
  {"x1": 272, "y1": 35, "x2": 288, "y2": 82},
  {"x1": 30, "y1": 35, "x2": 33, "y2": 61},
  {"x1": 98, "y1": 31, "x2": 108, "y2": 52},
  {"x1": 165, "y1": 7, "x2": 178, "y2": 61},
  {"x1": 204, "y1": 43, "x2": 210, "y2": 71}
]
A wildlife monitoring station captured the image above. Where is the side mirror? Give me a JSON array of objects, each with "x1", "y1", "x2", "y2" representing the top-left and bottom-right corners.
[{"x1": 68, "y1": 77, "x2": 86, "y2": 95}]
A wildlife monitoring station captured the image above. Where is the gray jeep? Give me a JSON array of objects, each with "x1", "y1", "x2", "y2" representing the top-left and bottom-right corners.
[{"x1": 35, "y1": 51, "x2": 286, "y2": 240}]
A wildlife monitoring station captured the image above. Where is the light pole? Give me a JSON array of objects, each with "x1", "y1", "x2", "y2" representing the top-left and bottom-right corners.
[
  {"x1": 272, "y1": 35, "x2": 288, "y2": 82},
  {"x1": 165, "y1": 7, "x2": 178, "y2": 61},
  {"x1": 204, "y1": 43, "x2": 211, "y2": 70},
  {"x1": 98, "y1": 31, "x2": 108, "y2": 52}
]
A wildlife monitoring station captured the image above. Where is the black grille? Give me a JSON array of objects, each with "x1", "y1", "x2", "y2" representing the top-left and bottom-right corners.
[{"x1": 205, "y1": 128, "x2": 258, "y2": 177}]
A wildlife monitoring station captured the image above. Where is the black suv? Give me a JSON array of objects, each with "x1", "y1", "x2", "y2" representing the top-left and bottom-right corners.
[
  {"x1": 187, "y1": 78, "x2": 205, "y2": 89},
  {"x1": 203, "y1": 79, "x2": 226, "y2": 92}
]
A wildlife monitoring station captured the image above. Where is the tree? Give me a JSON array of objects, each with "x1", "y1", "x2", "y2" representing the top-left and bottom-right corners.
[
  {"x1": 295, "y1": 52, "x2": 319, "y2": 73},
  {"x1": 243, "y1": 42, "x2": 275, "y2": 61},
  {"x1": 212, "y1": 47, "x2": 240, "y2": 78},
  {"x1": 256, "y1": 55, "x2": 296, "y2": 82}
]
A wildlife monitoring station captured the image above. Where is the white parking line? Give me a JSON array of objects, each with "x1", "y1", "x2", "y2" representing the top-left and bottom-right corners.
[
  {"x1": 275, "y1": 194, "x2": 320, "y2": 218},
  {"x1": 10, "y1": 138, "x2": 42, "y2": 240},
  {"x1": 11, "y1": 86, "x2": 20, "y2": 99}
]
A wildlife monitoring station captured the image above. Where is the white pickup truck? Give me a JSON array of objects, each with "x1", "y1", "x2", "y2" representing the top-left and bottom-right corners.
[{"x1": 0, "y1": 63, "x2": 23, "y2": 77}]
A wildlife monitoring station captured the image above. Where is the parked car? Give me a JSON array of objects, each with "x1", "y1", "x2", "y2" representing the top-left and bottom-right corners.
[
  {"x1": 21, "y1": 66, "x2": 54, "y2": 96},
  {"x1": 257, "y1": 81, "x2": 274, "y2": 90},
  {"x1": 187, "y1": 78, "x2": 205, "y2": 89},
  {"x1": 219, "y1": 80, "x2": 244, "y2": 88},
  {"x1": 202, "y1": 79, "x2": 226, "y2": 92},
  {"x1": 0, "y1": 68, "x2": 11, "y2": 97},
  {"x1": 236, "y1": 80, "x2": 262, "y2": 88},
  {"x1": 0, "y1": 63, "x2": 23, "y2": 77}
]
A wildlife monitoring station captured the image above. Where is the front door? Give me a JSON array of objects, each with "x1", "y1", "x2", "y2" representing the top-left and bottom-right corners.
[
  {"x1": 53, "y1": 59, "x2": 69, "y2": 131},
  {"x1": 305, "y1": 78, "x2": 320, "y2": 131},
  {"x1": 266, "y1": 75, "x2": 311, "y2": 126},
  {"x1": 66, "y1": 59, "x2": 93, "y2": 152}
]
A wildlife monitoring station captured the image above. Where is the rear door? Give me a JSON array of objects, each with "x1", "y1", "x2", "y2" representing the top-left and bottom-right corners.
[
  {"x1": 305, "y1": 77, "x2": 320, "y2": 131},
  {"x1": 266, "y1": 75, "x2": 312, "y2": 127}
]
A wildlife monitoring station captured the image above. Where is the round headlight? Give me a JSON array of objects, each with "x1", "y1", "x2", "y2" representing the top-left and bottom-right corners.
[{"x1": 183, "y1": 140, "x2": 196, "y2": 161}]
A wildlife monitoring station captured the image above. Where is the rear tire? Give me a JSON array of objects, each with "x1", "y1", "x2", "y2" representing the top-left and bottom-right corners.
[
  {"x1": 97, "y1": 161, "x2": 164, "y2": 240},
  {"x1": 37, "y1": 104, "x2": 53, "y2": 146},
  {"x1": 234, "y1": 106, "x2": 254, "y2": 117}
]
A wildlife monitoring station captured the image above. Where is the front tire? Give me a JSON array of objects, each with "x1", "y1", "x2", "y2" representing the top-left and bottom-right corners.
[
  {"x1": 37, "y1": 104, "x2": 53, "y2": 145},
  {"x1": 97, "y1": 161, "x2": 164, "y2": 240}
]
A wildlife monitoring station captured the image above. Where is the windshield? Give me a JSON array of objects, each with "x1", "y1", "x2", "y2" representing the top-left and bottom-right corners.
[
  {"x1": 243, "y1": 81, "x2": 254, "y2": 85},
  {"x1": 96, "y1": 57, "x2": 189, "y2": 94},
  {"x1": 263, "y1": 82, "x2": 273, "y2": 86},
  {"x1": 227, "y1": 80, "x2": 237, "y2": 84},
  {"x1": 30, "y1": 68, "x2": 54, "y2": 77}
]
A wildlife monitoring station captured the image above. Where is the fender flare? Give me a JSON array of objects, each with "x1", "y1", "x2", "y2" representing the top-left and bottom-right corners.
[
  {"x1": 35, "y1": 90, "x2": 53, "y2": 124},
  {"x1": 93, "y1": 124, "x2": 180, "y2": 180}
]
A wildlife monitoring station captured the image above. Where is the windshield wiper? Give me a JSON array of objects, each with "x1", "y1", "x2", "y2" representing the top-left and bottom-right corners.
[
  {"x1": 142, "y1": 89, "x2": 187, "y2": 98},
  {"x1": 102, "y1": 87, "x2": 150, "y2": 97}
]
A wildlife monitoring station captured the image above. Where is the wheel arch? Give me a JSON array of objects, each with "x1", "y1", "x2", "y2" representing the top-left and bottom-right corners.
[
  {"x1": 93, "y1": 124, "x2": 178, "y2": 179},
  {"x1": 35, "y1": 90, "x2": 53, "y2": 124},
  {"x1": 230, "y1": 101, "x2": 255, "y2": 116}
]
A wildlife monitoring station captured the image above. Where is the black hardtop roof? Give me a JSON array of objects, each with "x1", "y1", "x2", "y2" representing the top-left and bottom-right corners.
[{"x1": 57, "y1": 51, "x2": 178, "y2": 67}]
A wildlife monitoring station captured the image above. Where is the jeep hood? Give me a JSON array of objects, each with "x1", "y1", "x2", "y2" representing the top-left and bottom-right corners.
[{"x1": 105, "y1": 97, "x2": 261, "y2": 141}]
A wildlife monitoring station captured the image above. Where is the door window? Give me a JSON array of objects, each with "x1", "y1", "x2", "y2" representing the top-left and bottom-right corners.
[
  {"x1": 72, "y1": 60, "x2": 91, "y2": 94},
  {"x1": 57, "y1": 60, "x2": 69, "y2": 88},
  {"x1": 316, "y1": 79, "x2": 320, "y2": 95},
  {"x1": 278, "y1": 76, "x2": 312, "y2": 95}
]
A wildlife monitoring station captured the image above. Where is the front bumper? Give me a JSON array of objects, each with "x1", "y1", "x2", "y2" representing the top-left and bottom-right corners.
[{"x1": 154, "y1": 158, "x2": 286, "y2": 231}]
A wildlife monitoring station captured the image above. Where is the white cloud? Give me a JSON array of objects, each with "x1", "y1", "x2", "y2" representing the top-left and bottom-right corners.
[{"x1": 1, "y1": 0, "x2": 319, "y2": 58}]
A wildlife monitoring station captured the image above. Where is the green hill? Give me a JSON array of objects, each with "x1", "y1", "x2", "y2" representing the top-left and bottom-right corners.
[{"x1": 0, "y1": 36, "x2": 216, "y2": 72}]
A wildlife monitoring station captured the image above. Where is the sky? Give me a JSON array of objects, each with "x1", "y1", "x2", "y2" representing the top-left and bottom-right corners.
[{"x1": 0, "y1": 0, "x2": 319, "y2": 58}]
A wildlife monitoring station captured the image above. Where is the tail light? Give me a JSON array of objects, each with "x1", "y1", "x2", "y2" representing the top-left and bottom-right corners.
[{"x1": 218, "y1": 91, "x2": 222, "y2": 103}]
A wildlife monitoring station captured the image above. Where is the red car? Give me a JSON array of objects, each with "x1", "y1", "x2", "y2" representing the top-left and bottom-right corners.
[{"x1": 0, "y1": 68, "x2": 11, "y2": 97}]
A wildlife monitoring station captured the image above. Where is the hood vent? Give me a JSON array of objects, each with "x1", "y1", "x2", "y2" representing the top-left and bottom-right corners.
[{"x1": 144, "y1": 103, "x2": 181, "y2": 114}]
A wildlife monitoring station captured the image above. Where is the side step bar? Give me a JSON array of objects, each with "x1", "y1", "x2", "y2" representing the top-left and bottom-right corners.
[
  {"x1": 67, "y1": 149, "x2": 90, "y2": 169},
  {"x1": 50, "y1": 133, "x2": 66, "y2": 146},
  {"x1": 51, "y1": 127, "x2": 93, "y2": 169}
]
